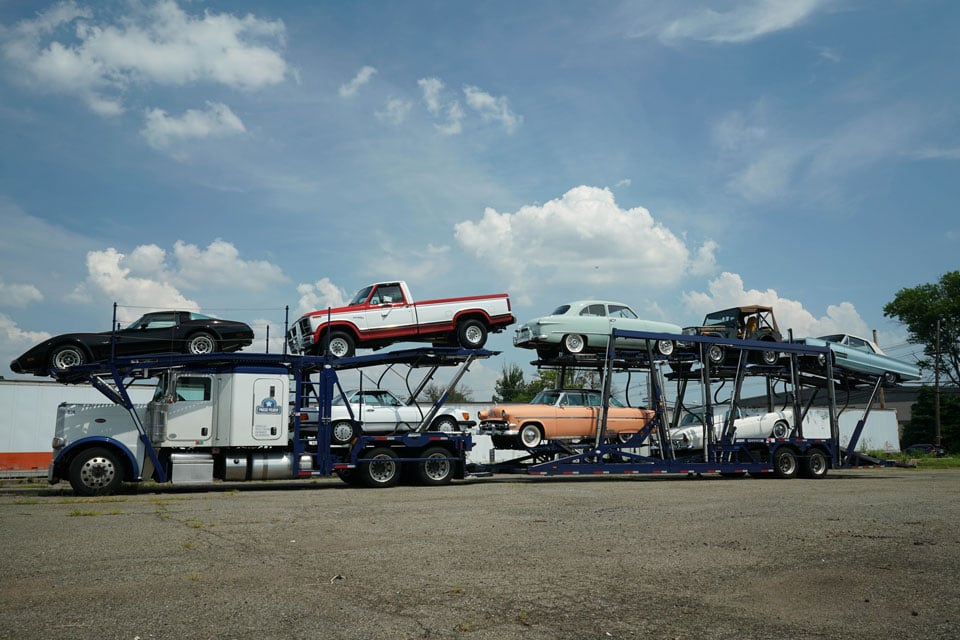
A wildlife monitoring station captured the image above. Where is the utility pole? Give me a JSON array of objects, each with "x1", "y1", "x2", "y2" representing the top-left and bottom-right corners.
[
  {"x1": 935, "y1": 319, "x2": 942, "y2": 448},
  {"x1": 873, "y1": 329, "x2": 886, "y2": 409}
]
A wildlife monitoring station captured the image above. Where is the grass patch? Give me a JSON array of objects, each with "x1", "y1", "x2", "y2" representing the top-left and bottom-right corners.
[{"x1": 58, "y1": 496, "x2": 127, "y2": 504}]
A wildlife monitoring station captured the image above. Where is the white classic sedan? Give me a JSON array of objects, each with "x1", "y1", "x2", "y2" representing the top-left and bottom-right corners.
[
  {"x1": 328, "y1": 389, "x2": 470, "y2": 445},
  {"x1": 668, "y1": 406, "x2": 793, "y2": 451},
  {"x1": 513, "y1": 300, "x2": 683, "y2": 358}
]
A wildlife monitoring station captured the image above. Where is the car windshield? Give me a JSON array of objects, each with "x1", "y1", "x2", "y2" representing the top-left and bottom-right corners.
[
  {"x1": 608, "y1": 305, "x2": 638, "y2": 319},
  {"x1": 703, "y1": 310, "x2": 737, "y2": 327},
  {"x1": 125, "y1": 312, "x2": 177, "y2": 330},
  {"x1": 349, "y1": 286, "x2": 375, "y2": 306}
]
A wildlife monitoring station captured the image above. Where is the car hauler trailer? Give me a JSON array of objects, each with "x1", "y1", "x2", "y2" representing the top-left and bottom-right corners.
[
  {"x1": 47, "y1": 347, "x2": 492, "y2": 495},
  {"x1": 474, "y1": 328, "x2": 899, "y2": 479}
]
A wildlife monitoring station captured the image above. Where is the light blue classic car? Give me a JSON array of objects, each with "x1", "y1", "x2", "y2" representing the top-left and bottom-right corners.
[
  {"x1": 796, "y1": 334, "x2": 920, "y2": 384},
  {"x1": 513, "y1": 300, "x2": 683, "y2": 358}
]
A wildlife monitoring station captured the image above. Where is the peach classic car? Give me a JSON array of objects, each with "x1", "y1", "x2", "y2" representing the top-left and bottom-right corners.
[{"x1": 478, "y1": 388, "x2": 655, "y2": 449}]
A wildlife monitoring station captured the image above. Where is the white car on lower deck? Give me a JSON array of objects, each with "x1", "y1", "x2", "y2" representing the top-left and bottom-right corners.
[{"x1": 668, "y1": 406, "x2": 793, "y2": 451}]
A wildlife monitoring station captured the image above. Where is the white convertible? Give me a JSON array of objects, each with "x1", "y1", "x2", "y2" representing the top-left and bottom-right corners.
[
  {"x1": 328, "y1": 388, "x2": 470, "y2": 445},
  {"x1": 669, "y1": 406, "x2": 793, "y2": 451}
]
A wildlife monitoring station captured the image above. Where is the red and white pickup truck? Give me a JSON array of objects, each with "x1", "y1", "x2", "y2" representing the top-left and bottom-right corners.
[{"x1": 286, "y1": 281, "x2": 515, "y2": 357}]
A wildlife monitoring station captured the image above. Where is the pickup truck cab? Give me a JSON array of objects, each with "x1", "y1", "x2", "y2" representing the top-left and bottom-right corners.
[{"x1": 287, "y1": 281, "x2": 515, "y2": 357}]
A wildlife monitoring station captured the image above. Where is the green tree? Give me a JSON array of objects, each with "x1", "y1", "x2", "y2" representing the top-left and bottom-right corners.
[
  {"x1": 493, "y1": 363, "x2": 530, "y2": 402},
  {"x1": 883, "y1": 271, "x2": 960, "y2": 386},
  {"x1": 423, "y1": 382, "x2": 473, "y2": 403},
  {"x1": 902, "y1": 385, "x2": 960, "y2": 451}
]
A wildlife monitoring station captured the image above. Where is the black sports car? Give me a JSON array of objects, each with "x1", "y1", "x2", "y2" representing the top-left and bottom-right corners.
[{"x1": 10, "y1": 311, "x2": 254, "y2": 375}]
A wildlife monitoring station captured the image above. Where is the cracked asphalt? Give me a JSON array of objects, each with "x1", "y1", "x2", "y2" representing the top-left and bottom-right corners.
[{"x1": 1, "y1": 468, "x2": 958, "y2": 639}]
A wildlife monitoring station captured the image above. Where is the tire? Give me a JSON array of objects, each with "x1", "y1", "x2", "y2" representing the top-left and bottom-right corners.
[
  {"x1": 771, "y1": 419, "x2": 790, "y2": 439},
  {"x1": 357, "y1": 447, "x2": 400, "y2": 488},
  {"x1": 331, "y1": 420, "x2": 358, "y2": 446},
  {"x1": 801, "y1": 448, "x2": 829, "y2": 479},
  {"x1": 429, "y1": 415, "x2": 460, "y2": 433},
  {"x1": 186, "y1": 331, "x2": 218, "y2": 355},
  {"x1": 562, "y1": 334, "x2": 587, "y2": 354},
  {"x1": 335, "y1": 469, "x2": 360, "y2": 485},
  {"x1": 772, "y1": 447, "x2": 799, "y2": 479},
  {"x1": 706, "y1": 344, "x2": 725, "y2": 365},
  {"x1": 519, "y1": 424, "x2": 543, "y2": 449},
  {"x1": 415, "y1": 446, "x2": 454, "y2": 486},
  {"x1": 616, "y1": 432, "x2": 635, "y2": 444},
  {"x1": 656, "y1": 339, "x2": 675, "y2": 356},
  {"x1": 325, "y1": 331, "x2": 356, "y2": 358},
  {"x1": 883, "y1": 371, "x2": 898, "y2": 385},
  {"x1": 457, "y1": 319, "x2": 488, "y2": 349},
  {"x1": 68, "y1": 447, "x2": 123, "y2": 496},
  {"x1": 50, "y1": 345, "x2": 86, "y2": 370},
  {"x1": 759, "y1": 348, "x2": 779, "y2": 365}
]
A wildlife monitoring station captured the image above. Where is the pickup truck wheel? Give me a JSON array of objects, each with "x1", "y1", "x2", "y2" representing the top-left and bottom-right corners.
[
  {"x1": 772, "y1": 447, "x2": 799, "y2": 479},
  {"x1": 801, "y1": 448, "x2": 829, "y2": 479},
  {"x1": 771, "y1": 420, "x2": 790, "y2": 439},
  {"x1": 69, "y1": 447, "x2": 123, "y2": 496},
  {"x1": 519, "y1": 424, "x2": 543, "y2": 449},
  {"x1": 331, "y1": 420, "x2": 358, "y2": 445},
  {"x1": 325, "y1": 331, "x2": 355, "y2": 358},
  {"x1": 186, "y1": 331, "x2": 218, "y2": 355},
  {"x1": 430, "y1": 415, "x2": 459, "y2": 433},
  {"x1": 416, "y1": 447, "x2": 454, "y2": 486},
  {"x1": 50, "y1": 345, "x2": 86, "y2": 370},
  {"x1": 457, "y1": 319, "x2": 488, "y2": 349},
  {"x1": 562, "y1": 334, "x2": 586, "y2": 354},
  {"x1": 358, "y1": 447, "x2": 400, "y2": 488}
]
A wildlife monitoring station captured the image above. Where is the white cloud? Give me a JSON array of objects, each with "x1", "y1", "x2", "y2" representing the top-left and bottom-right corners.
[
  {"x1": 681, "y1": 272, "x2": 870, "y2": 338},
  {"x1": 339, "y1": 65, "x2": 377, "y2": 98},
  {"x1": 141, "y1": 101, "x2": 246, "y2": 149},
  {"x1": 910, "y1": 146, "x2": 960, "y2": 161},
  {"x1": 376, "y1": 97, "x2": 412, "y2": 125},
  {"x1": 0, "y1": 280, "x2": 43, "y2": 308},
  {"x1": 418, "y1": 77, "x2": 444, "y2": 114},
  {"x1": 654, "y1": 0, "x2": 829, "y2": 44},
  {"x1": 1, "y1": 0, "x2": 288, "y2": 116},
  {"x1": 296, "y1": 277, "x2": 348, "y2": 314},
  {"x1": 0, "y1": 312, "x2": 52, "y2": 372},
  {"x1": 67, "y1": 240, "x2": 286, "y2": 321},
  {"x1": 455, "y1": 186, "x2": 714, "y2": 303},
  {"x1": 463, "y1": 86, "x2": 522, "y2": 133}
]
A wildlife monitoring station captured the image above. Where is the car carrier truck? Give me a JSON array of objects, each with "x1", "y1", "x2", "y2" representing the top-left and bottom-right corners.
[{"x1": 48, "y1": 348, "x2": 489, "y2": 495}]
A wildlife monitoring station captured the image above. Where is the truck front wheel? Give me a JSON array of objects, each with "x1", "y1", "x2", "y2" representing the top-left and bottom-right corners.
[
  {"x1": 69, "y1": 447, "x2": 123, "y2": 496},
  {"x1": 457, "y1": 319, "x2": 488, "y2": 349},
  {"x1": 324, "y1": 331, "x2": 356, "y2": 358}
]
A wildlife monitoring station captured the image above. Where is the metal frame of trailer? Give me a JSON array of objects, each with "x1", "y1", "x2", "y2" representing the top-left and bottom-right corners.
[
  {"x1": 476, "y1": 329, "x2": 895, "y2": 479},
  {"x1": 51, "y1": 347, "x2": 493, "y2": 486}
]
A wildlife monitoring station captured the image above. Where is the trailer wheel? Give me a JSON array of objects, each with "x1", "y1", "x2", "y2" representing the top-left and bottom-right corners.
[
  {"x1": 772, "y1": 447, "x2": 799, "y2": 479},
  {"x1": 69, "y1": 447, "x2": 123, "y2": 496},
  {"x1": 331, "y1": 420, "x2": 358, "y2": 446},
  {"x1": 50, "y1": 345, "x2": 86, "y2": 370},
  {"x1": 771, "y1": 419, "x2": 790, "y2": 439},
  {"x1": 335, "y1": 468, "x2": 361, "y2": 486},
  {"x1": 519, "y1": 424, "x2": 544, "y2": 449},
  {"x1": 416, "y1": 447, "x2": 454, "y2": 486},
  {"x1": 562, "y1": 334, "x2": 587, "y2": 354},
  {"x1": 457, "y1": 319, "x2": 488, "y2": 349},
  {"x1": 358, "y1": 447, "x2": 400, "y2": 488},
  {"x1": 325, "y1": 331, "x2": 356, "y2": 358},
  {"x1": 801, "y1": 449, "x2": 829, "y2": 479}
]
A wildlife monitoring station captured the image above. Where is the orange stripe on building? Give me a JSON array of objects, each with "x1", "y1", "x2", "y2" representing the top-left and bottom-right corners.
[{"x1": 0, "y1": 452, "x2": 52, "y2": 471}]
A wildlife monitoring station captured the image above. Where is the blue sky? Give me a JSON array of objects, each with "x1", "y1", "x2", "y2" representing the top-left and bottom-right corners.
[{"x1": 1, "y1": 0, "x2": 957, "y2": 399}]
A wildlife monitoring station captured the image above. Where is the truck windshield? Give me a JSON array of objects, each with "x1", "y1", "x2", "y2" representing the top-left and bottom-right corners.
[
  {"x1": 703, "y1": 310, "x2": 737, "y2": 327},
  {"x1": 349, "y1": 286, "x2": 374, "y2": 305}
]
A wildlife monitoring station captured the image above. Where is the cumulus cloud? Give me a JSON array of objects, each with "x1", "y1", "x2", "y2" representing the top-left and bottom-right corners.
[
  {"x1": 418, "y1": 77, "x2": 444, "y2": 114},
  {"x1": 455, "y1": 186, "x2": 715, "y2": 302},
  {"x1": 296, "y1": 277, "x2": 348, "y2": 314},
  {"x1": 67, "y1": 240, "x2": 286, "y2": 322},
  {"x1": 339, "y1": 65, "x2": 377, "y2": 98},
  {"x1": 375, "y1": 97, "x2": 413, "y2": 125},
  {"x1": 681, "y1": 272, "x2": 870, "y2": 338},
  {"x1": 463, "y1": 86, "x2": 522, "y2": 133},
  {"x1": 1, "y1": 0, "x2": 288, "y2": 115},
  {"x1": 651, "y1": 0, "x2": 829, "y2": 44},
  {"x1": 0, "y1": 312, "x2": 51, "y2": 347},
  {"x1": 141, "y1": 101, "x2": 246, "y2": 149},
  {"x1": 0, "y1": 280, "x2": 43, "y2": 308}
]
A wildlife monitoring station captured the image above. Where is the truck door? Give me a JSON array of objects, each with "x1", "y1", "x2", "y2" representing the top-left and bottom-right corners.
[
  {"x1": 160, "y1": 375, "x2": 215, "y2": 444},
  {"x1": 362, "y1": 283, "x2": 417, "y2": 334},
  {"x1": 251, "y1": 378, "x2": 284, "y2": 442}
]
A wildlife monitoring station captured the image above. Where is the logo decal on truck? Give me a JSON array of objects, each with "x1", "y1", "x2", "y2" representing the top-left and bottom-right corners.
[{"x1": 256, "y1": 397, "x2": 281, "y2": 415}]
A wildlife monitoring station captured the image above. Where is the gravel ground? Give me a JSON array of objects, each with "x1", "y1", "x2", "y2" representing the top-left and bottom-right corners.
[{"x1": 1, "y1": 468, "x2": 958, "y2": 640}]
